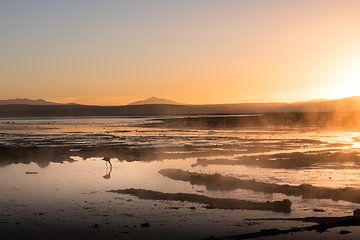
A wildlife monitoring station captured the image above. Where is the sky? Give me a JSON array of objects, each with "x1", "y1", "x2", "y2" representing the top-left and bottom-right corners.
[{"x1": 1, "y1": 0, "x2": 360, "y2": 105}]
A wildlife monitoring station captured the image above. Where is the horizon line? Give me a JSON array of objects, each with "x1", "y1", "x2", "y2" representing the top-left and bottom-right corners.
[{"x1": 1, "y1": 95, "x2": 359, "y2": 107}]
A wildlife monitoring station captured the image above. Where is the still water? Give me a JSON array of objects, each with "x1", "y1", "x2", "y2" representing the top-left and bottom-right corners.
[{"x1": 1, "y1": 117, "x2": 360, "y2": 239}]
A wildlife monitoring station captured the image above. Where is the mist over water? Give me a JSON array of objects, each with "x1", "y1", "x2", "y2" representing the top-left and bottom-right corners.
[{"x1": 0, "y1": 116, "x2": 360, "y2": 239}]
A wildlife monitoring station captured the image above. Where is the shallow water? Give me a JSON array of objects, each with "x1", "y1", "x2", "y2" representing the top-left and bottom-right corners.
[{"x1": 1, "y1": 117, "x2": 360, "y2": 239}]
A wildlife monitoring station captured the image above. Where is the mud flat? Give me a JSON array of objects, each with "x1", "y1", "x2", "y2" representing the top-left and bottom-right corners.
[
  {"x1": 143, "y1": 113, "x2": 360, "y2": 130},
  {"x1": 0, "y1": 137, "x2": 336, "y2": 167},
  {"x1": 196, "y1": 151, "x2": 360, "y2": 169},
  {"x1": 159, "y1": 169, "x2": 360, "y2": 203},
  {"x1": 108, "y1": 188, "x2": 291, "y2": 212},
  {"x1": 207, "y1": 211, "x2": 360, "y2": 239},
  {"x1": 0, "y1": 145, "x2": 241, "y2": 167},
  {"x1": 0, "y1": 137, "x2": 338, "y2": 167}
]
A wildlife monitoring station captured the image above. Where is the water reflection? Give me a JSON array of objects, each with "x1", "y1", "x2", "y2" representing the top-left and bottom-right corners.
[
  {"x1": 102, "y1": 157, "x2": 112, "y2": 179},
  {"x1": 1, "y1": 118, "x2": 360, "y2": 239}
]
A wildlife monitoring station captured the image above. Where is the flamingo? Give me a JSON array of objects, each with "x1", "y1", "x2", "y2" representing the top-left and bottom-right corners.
[
  {"x1": 102, "y1": 157, "x2": 112, "y2": 179},
  {"x1": 103, "y1": 157, "x2": 112, "y2": 167}
]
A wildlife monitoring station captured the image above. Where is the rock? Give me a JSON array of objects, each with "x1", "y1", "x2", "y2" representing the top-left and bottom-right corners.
[
  {"x1": 339, "y1": 230, "x2": 351, "y2": 235},
  {"x1": 89, "y1": 224, "x2": 99, "y2": 229},
  {"x1": 141, "y1": 222, "x2": 150, "y2": 228},
  {"x1": 167, "y1": 207, "x2": 180, "y2": 210},
  {"x1": 353, "y1": 209, "x2": 360, "y2": 216},
  {"x1": 312, "y1": 208, "x2": 325, "y2": 212}
]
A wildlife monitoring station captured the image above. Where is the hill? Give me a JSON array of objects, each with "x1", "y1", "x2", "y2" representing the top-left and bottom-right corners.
[{"x1": 128, "y1": 97, "x2": 180, "y2": 105}]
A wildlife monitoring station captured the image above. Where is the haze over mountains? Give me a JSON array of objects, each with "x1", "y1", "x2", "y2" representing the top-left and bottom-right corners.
[
  {"x1": 0, "y1": 96, "x2": 359, "y2": 117},
  {"x1": 0, "y1": 97, "x2": 181, "y2": 106},
  {"x1": 0, "y1": 98, "x2": 60, "y2": 105}
]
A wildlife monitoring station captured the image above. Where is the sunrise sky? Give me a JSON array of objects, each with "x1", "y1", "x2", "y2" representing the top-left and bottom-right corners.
[{"x1": 1, "y1": 1, "x2": 360, "y2": 105}]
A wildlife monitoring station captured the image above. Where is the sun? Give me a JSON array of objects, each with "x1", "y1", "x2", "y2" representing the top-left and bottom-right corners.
[{"x1": 326, "y1": 56, "x2": 360, "y2": 99}]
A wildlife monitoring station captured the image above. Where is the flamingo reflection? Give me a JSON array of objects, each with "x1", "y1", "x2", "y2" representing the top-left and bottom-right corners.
[{"x1": 102, "y1": 157, "x2": 112, "y2": 179}]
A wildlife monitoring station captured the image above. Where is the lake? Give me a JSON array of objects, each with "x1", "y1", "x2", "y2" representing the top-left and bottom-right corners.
[{"x1": 1, "y1": 116, "x2": 360, "y2": 240}]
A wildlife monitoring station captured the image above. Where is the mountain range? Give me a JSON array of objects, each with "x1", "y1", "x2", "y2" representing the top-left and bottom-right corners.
[
  {"x1": 0, "y1": 98, "x2": 59, "y2": 105},
  {"x1": 0, "y1": 96, "x2": 359, "y2": 117}
]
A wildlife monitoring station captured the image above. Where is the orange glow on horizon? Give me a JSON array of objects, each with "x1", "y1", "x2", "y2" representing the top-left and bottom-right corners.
[{"x1": 2, "y1": 1, "x2": 360, "y2": 105}]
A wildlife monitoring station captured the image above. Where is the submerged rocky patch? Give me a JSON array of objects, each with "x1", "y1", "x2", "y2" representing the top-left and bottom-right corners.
[
  {"x1": 196, "y1": 151, "x2": 360, "y2": 169},
  {"x1": 108, "y1": 188, "x2": 292, "y2": 212},
  {"x1": 159, "y1": 169, "x2": 360, "y2": 203},
  {"x1": 208, "y1": 210, "x2": 360, "y2": 239}
]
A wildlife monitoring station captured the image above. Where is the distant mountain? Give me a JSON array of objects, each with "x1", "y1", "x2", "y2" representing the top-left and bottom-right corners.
[
  {"x1": 0, "y1": 96, "x2": 359, "y2": 117},
  {"x1": 128, "y1": 97, "x2": 181, "y2": 105},
  {"x1": 0, "y1": 98, "x2": 60, "y2": 105}
]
